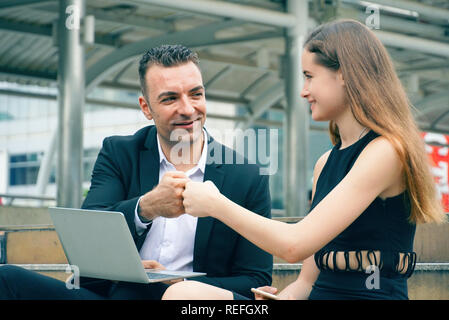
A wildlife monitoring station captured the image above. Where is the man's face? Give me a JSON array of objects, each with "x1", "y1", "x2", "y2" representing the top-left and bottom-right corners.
[{"x1": 139, "y1": 61, "x2": 206, "y2": 147}]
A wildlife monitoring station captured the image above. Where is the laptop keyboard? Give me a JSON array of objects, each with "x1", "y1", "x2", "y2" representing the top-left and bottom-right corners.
[{"x1": 146, "y1": 272, "x2": 177, "y2": 279}]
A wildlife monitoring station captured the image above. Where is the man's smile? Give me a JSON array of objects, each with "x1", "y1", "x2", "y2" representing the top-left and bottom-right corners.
[{"x1": 172, "y1": 118, "x2": 201, "y2": 129}]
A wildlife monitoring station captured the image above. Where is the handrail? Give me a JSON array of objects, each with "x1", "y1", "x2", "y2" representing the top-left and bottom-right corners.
[
  {"x1": 0, "y1": 193, "x2": 55, "y2": 200},
  {"x1": 0, "y1": 193, "x2": 56, "y2": 203}
]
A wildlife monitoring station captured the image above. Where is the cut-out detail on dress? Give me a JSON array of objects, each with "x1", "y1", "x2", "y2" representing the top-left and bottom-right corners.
[{"x1": 314, "y1": 249, "x2": 416, "y2": 278}]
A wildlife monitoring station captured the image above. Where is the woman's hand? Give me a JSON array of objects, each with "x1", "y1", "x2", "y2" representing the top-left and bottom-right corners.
[
  {"x1": 182, "y1": 180, "x2": 222, "y2": 218},
  {"x1": 253, "y1": 286, "x2": 278, "y2": 300}
]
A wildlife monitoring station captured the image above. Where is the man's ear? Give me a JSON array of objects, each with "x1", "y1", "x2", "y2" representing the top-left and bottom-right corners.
[{"x1": 139, "y1": 95, "x2": 153, "y2": 120}]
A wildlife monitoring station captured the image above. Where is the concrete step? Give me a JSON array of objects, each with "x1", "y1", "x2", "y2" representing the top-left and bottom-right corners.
[
  {"x1": 0, "y1": 207, "x2": 53, "y2": 226},
  {"x1": 1, "y1": 262, "x2": 447, "y2": 300},
  {"x1": 0, "y1": 227, "x2": 67, "y2": 264},
  {"x1": 0, "y1": 207, "x2": 447, "y2": 299}
]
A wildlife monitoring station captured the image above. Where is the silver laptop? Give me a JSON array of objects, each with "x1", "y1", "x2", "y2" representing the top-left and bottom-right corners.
[{"x1": 48, "y1": 207, "x2": 206, "y2": 283}]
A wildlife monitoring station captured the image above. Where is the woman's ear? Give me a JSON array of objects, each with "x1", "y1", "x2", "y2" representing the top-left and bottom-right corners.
[
  {"x1": 139, "y1": 95, "x2": 153, "y2": 121},
  {"x1": 337, "y1": 69, "x2": 345, "y2": 86}
]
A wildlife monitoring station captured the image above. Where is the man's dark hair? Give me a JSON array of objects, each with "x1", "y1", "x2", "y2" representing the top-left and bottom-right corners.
[{"x1": 138, "y1": 44, "x2": 200, "y2": 99}]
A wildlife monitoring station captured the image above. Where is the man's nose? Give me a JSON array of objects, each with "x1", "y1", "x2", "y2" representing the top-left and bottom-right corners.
[{"x1": 178, "y1": 96, "x2": 195, "y2": 116}]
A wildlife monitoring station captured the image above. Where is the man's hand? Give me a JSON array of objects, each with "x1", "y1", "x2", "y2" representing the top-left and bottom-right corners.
[
  {"x1": 142, "y1": 260, "x2": 166, "y2": 270},
  {"x1": 142, "y1": 260, "x2": 183, "y2": 285},
  {"x1": 139, "y1": 171, "x2": 190, "y2": 221}
]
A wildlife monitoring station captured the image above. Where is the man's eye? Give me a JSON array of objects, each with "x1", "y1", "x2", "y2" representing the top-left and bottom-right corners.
[{"x1": 161, "y1": 97, "x2": 176, "y2": 103}]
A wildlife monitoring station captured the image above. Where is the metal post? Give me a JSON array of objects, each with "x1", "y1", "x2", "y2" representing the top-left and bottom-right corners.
[
  {"x1": 284, "y1": 0, "x2": 309, "y2": 217},
  {"x1": 0, "y1": 149, "x2": 8, "y2": 200},
  {"x1": 57, "y1": 0, "x2": 85, "y2": 208},
  {"x1": 36, "y1": 129, "x2": 57, "y2": 206},
  {"x1": 406, "y1": 74, "x2": 421, "y2": 104}
]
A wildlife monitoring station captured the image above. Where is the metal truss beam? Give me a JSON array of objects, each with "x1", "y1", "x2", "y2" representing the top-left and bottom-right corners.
[
  {"x1": 85, "y1": 20, "x2": 281, "y2": 94},
  {"x1": 136, "y1": 0, "x2": 296, "y2": 28},
  {"x1": 236, "y1": 82, "x2": 284, "y2": 130},
  {"x1": 0, "y1": 18, "x2": 121, "y2": 48}
]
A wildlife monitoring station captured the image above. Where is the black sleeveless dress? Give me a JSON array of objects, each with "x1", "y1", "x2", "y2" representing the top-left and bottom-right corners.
[{"x1": 308, "y1": 130, "x2": 417, "y2": 300}]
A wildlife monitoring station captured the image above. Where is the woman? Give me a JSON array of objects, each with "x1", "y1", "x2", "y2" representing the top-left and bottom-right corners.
[{"x1": 163, "y1": 19, "x2": 446, "y2": 300}]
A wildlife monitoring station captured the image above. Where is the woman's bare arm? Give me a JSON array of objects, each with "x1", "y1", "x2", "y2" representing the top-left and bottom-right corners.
[{"x1": 183, "y1": 137, "x2": 403, "y2": 263}]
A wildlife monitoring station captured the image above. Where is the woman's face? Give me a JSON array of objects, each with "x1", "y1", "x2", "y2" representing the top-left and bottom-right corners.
[{"x1": 300, "y1": 50, "x2": 347, "y2": 122}]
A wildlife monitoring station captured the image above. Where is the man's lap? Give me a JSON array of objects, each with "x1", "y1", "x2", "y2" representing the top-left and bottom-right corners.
[{"x1": 0, "y1": 265, "x2": 168, "y2": 300}]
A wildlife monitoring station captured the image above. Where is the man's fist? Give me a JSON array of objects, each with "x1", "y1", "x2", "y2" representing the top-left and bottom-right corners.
[{"x1": 139, "y1": 171, "x2": 190, "y2": 220}]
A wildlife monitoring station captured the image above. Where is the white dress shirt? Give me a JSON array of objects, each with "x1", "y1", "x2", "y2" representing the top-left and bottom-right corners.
[{"x1": 134, "y1": 130, "x2": 207, "y2": 271}]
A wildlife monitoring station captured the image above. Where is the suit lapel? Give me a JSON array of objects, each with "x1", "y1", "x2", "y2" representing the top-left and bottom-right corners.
[
  {"x1": 193, "y1": 134, "x2": 225, "y2": 270},
  {"x1": 139, "y1": 126, "x2": 160, "y2": 194}
]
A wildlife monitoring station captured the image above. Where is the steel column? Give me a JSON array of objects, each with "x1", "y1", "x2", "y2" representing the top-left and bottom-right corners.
[
  {"x1": 56, "y1": 0, "x2": 85, "y2": 208},
  {"x1": 284, "y1": 0, "x2": 309, "y2": 217}
]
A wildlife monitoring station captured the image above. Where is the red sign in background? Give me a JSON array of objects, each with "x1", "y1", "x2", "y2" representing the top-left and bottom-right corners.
[{"x1": 422, "y1": 132, "x2": 449, "y2": 213}]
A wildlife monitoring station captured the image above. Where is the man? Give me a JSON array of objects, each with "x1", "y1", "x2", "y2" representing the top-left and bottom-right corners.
[{"x1": 0, "y1": 45, "x2": 272, "y2": 300}]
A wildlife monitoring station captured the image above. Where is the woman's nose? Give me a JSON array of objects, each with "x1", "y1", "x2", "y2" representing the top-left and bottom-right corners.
[{"x1": 300, "y1": 86, "x2": 309, "y2": 98}]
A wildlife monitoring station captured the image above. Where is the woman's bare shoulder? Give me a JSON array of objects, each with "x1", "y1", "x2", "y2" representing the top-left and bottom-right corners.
[
  {"x1": 314, "y1": 149, "x2": 332, "y2": 176},
  {"x1": 365, "y1": 136, "x2": 403, "y2": 167}
]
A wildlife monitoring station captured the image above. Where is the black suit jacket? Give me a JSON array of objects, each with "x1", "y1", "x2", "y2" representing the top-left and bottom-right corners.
[{"x1": 81, "y1": 125, "x2": 272, "y2": 298}]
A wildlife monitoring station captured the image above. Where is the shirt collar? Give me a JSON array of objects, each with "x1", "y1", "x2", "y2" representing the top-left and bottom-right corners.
[{"x1": 156, "y1": 128, "x2": 208, "y2": 174}]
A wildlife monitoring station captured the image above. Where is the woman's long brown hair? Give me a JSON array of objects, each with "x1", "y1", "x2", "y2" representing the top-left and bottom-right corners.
[{"x1": 304, "y1": 19, "x2": 446, "y2": 224}]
